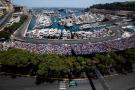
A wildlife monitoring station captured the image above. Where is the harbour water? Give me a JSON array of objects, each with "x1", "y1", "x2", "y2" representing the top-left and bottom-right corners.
[
  {"x1": 28, "y1": 16, "x2": 36, "y2": 30},
  {"x1": 28, "y1": 8, "x2": 110, "y2": 33},
  {"x1": 129, "y1": 26, "x2": 135, "y2": 31},
  {"x1": 28, "y1": 8, "x2": 83, "y2": 32},
  {"x1": 50, "y1": 16, "x2": 80, "y2": 32}
]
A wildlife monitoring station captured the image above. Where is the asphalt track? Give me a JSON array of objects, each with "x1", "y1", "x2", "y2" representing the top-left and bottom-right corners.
[
  {"x1": 0, "y1": 11, "x2": 13, "y2": 30},
  {"x1": 0, "y1": 72, "x2": 135, "y2": 90}
]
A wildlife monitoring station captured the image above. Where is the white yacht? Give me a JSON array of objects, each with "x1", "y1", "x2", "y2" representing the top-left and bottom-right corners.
[
  {"x1": 80, "y1": 23, "x2": 99, "y2": 30},
  {"x1": 34, "y1": 14, "x2": 52, "y2": 29}
]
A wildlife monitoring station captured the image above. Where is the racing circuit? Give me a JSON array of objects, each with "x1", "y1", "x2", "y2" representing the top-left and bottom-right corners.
[{"x1": 12, "y1": 8, "x2": 135, "y2": 55}]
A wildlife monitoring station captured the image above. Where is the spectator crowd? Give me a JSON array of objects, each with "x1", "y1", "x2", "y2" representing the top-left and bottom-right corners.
[{"x1": 13, "y1": 34, "x2": 135, "y2": 55}]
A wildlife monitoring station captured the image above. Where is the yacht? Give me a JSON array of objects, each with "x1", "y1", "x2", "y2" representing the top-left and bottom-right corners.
[
  {"x1": 34, "y1": 14, "x2": 52, "y2": 29},
  {"x1": 80, "y1": 23, "x2": 99, "y2": 30}
]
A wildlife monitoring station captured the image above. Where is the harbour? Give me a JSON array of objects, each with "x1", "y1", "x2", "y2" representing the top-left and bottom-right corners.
[{"x1": 27, "y1": 8, "x2": 114, "y2": 40}]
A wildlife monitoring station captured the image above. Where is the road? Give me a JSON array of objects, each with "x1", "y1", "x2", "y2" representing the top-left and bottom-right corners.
[
  {"x1": 93, "y1": 72, "x2": 135, "y2": 90},
  {"x1": 0, "y1": 11, "x2": 13, "y2": 31},
  {"x1": 0, "y1": 72, "x2": 135, "y2": 90},
  {"x1": 0, "y1": 0, "x2": 13, "y2": 30},
  {"x1": 105, "y1": 73, "x2": 135, "y2": 90},
  {"x1": 0, "y1": 75, "x2": 92, "y2": 90},
  {"x1": 93, "y1": 67, "x2": 110, "y2": 90},
  {"x1": 12, "y1": 14, "x2": 32, "y2": 39}
]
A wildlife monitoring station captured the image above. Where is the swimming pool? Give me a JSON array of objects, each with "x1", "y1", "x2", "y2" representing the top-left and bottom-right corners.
[{"x1": 129, "y1": 26, "x2": 135, "y2": 31}]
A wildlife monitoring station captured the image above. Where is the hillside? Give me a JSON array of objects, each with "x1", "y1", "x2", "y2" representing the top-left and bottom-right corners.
[{"x1": 86, "y1": 1, "x2": 135, "y2": 11}]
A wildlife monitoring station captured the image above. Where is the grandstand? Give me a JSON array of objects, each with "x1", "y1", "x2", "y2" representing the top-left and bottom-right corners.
[{"x1": 13, "y1": 34, "x2": 135, "y2": 55}]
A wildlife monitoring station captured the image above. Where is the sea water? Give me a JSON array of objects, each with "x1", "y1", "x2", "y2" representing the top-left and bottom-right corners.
[
  {"x1": 27, "y1": 8, "x2": 110, "y2": 32},
  {"x1": 129, "y1": 26, "x2": 135, "y2": 31}
]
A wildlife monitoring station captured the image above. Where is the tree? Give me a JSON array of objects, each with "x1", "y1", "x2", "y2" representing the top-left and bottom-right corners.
[
  {"x1": 0, "y1": 49, "x2": 30, "y2": 67},
  {"x1": 90, "y1": 1, "x2": 135, "y2": 11},
  {"x1": 94, "y1": 54, "x2": 113, "y2": 74},
  {"x1": 0, "y1": 31, "x2": 11, "y2": 40},
  {"x1": 0, "y1": 48, "x2": 135, "y2": 77}
]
